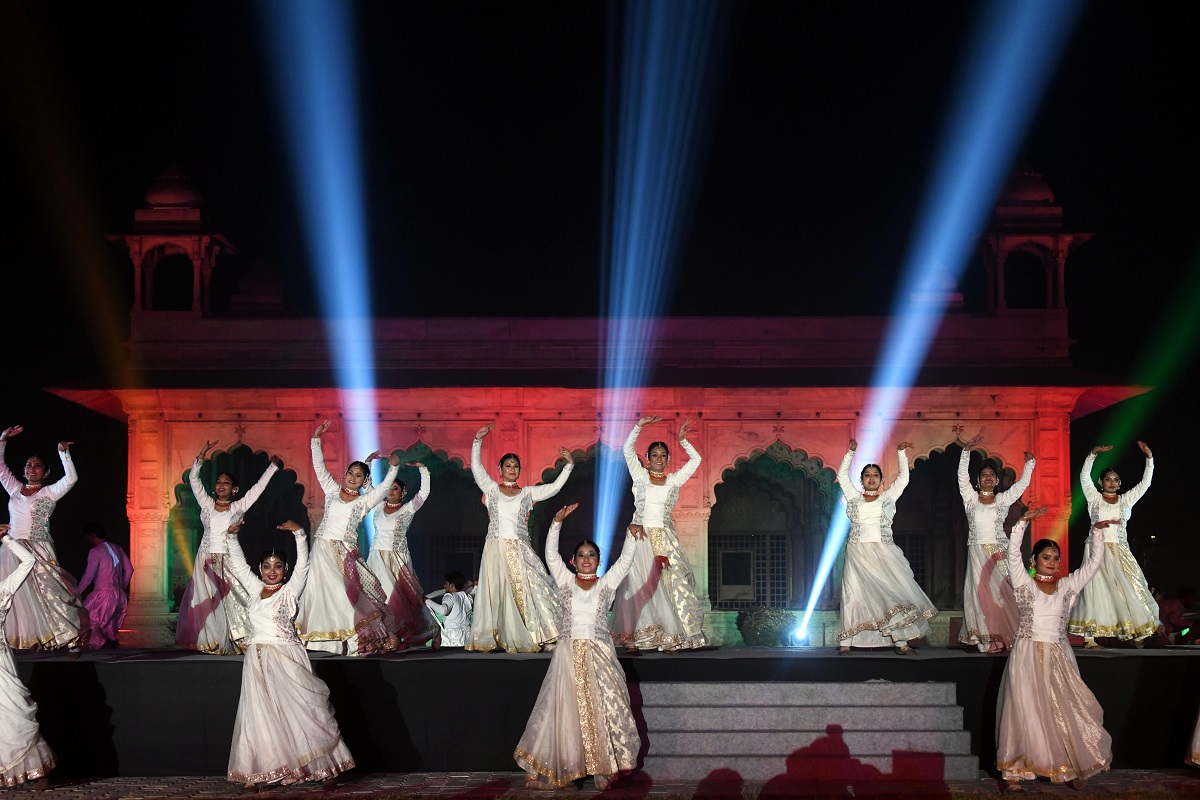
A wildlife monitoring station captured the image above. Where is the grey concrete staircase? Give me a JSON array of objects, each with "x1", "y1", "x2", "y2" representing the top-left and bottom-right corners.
[{"x1": 637, "y1": 681, "x2": 979, "y2": 781}]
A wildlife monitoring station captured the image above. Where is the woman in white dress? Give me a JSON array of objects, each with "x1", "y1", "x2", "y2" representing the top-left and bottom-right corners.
[
  {"x1": 957, "y1": 435, "x2": 1035, "y2": 653},
  {"x1": 1068, "y1": 442, "x2": 1158, "y2": 647},
  {"x1": 611, "y1": 416, "x2": 707, "y2": 652},
  {"x1": 515, "y1": 504, "x2": 642, "y2": 791},
  {"x1": 836, "y1": 439, "x2": 936, "y2": 655},
  {"x1": 997, "y1": 508, "x2": 1112, "y2": 791},
  {"x1": 0, "y1": 425, "x2": 88, "y2": 651},
  {"x1": 0, "y1": 525, "x2": 55, "y2": 788},
  {"x1": 466, "y1": 423, "x2": 574, "y2": 653},
  {"x1": 222, "y1": 520, "x2": 354, "y2": 792},
  {"x1": 366, "y1": 463, "x2": 437, "y2": 650},
  {"x1": 176, "y1": 440, "x2": 280, "y2": 654},
  {"x1": 296, "y1": 421, "x2": 400, "y2": 656}
]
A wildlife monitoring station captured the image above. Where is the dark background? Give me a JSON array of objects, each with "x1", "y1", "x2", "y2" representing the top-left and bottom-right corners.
[{"x1": 1, "y1": 3, "x2": 1197, "y2": 593}]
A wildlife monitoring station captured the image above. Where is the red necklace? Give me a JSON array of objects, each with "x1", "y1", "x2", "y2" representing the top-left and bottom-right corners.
[
  {"x1": 576, "y1": 574, "x2": 599, "y2": 581},
  {"x1": 1034, "y1": 573, "x2": 1058, "y2": 583}
]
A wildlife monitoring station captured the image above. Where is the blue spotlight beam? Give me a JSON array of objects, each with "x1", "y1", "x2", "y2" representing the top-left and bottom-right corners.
[
  {"x1": 594, "y1": 2, "x2": 730, "y2": 569},
  {"x1": 259, "y1": 0, "x2": 380, "y2": 537},
  {"x1": 800, "y1": 0, "x2": 1083, "y2": 636}
]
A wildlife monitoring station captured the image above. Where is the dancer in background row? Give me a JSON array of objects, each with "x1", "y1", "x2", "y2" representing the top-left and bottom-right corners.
[
  {"x1": 956, "y1": 435, "x2": 1035, "y2": 653},
  {"x1": 515, "y1": 504, "x2": 642, "y2": 791},
  {"x1": 1068, "y1": 442, "x2": 1158, "y2": 648},
  {"x1": 0, "y1": 525, "x2": 55, "y2": 788},
  {"x1": 467, "y1": 423, "x2": 574, "y2": 653},
  {"x1": 836, "y1": 440, "x2": 936, "y2": 655},
  {"x1": 222, "y1": 520, "x2": 353, "y2": 792},
  {"x1": 177, "y1": 440, "x2": 280, "y2": 654},
  {"x1": 76, "y1": 522, "x2": 134, "y2": 650},
  {"x1": 297, "y1": 421, "x2": 399, "y2": 656},
  {"x1": 611, "y1": 417, "x2": 707, "y2": 652},
  {"x1": 0, "y1": 425, "x2": 89, "y2": 651},
  {"x1": 997, "y1": 509, "x2": 1112, "y2": 791},
  {"x1": 426, "y1": 571, "x2": 473, "y2": 648},
  {"x1": 367, "y1": 462, "x2": 437, "y2": 650}
]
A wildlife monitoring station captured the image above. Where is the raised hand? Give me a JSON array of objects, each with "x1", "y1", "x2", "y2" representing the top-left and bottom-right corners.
[
  {"x1": 849, "y1": 438, "x2": 857, "y2": 452},
  {"x1": 198, "y1": 439, "x2": 219, "y2": 460},
  {"x1": 558, "y1": 447, "x2": 575, "y2": 466},
  {"x1": 314, "y1": 420, "x2": 333, "y2": 439},
  {"x1": 1020, "y1": 505, "x2": 1051, "y2": 522},
  {"x1": 476, "y1": 423, "x2": 495, "y2": 440},
  {"x1": 58, "y1": 441, "x2": 74, "y2": 453},
  {"x1": 1091, "y1": 445, "x2": 1113, "y2": 455},
  {"x1": 964, "y1": 434, "x2": 984, "y2": 448},
  {"x1": 1, "y1": 425, "x2": 23, "y2": 441},
  {"x1": 638, "y1": 415, "x2": 661, "y2": 427},
  {"x1": 363, "y1": 451, "x2": 383, "y2": 463},
  {"x1": 678, "y1": 418, "x2": 692, "y2": 442},
  {"x1": 0, "y1": 523, "x2": 10, "y2": 539},
  {"x1": 406, "y1": 461, "x2": 426, "y2": 469},
  {"x1": 897, "y1": 441, "x2": 914, "y2": 451},
  {"x1": 1024, "y1": 451, "x2": 1035, "y2": 462},
  {"x1": 628, "y1": 523, "x2": 647, "y2": 540},
  {"x1": 1138, "y1": 440, "x2": 1153, "y2": 458},
  {"x1": 554, "y1": 503, "x2": 579, "y2": 523},
  {"x1": 227, "y1": 520, "x2": 245, "y2": 534},
  {"x1": 270, "y1": 455, "x2": 285, "y2": 469},
  {"x1": 277, "y1": 520, "x2": 303, "y2": 532},
  {"x1": 388, "y1": 452, "x2": 401, "y2": 467}
]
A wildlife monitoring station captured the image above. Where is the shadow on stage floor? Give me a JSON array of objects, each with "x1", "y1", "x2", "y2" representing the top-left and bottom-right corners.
[{"x1": 15, "y1": 645, "x2": 1200, "y2": 778}]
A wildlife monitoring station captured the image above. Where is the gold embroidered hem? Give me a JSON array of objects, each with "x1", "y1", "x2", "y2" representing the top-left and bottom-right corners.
[
  {"x1": 1, "y1": 766, "x2": 50, "y2": 787},
  {"x1": 997, "y1": 755, "x2": 1110, "y2": 783},
  {"x1": 837, "y1": 602, "x2": 922, "y2": 641},
  {"x1": 513, "y1": 748, "x2": 586, "y2": 788},
  {"x1": 504, "y1": 540, "x2": 528, "y2": 623},
  {"x1": 227, "y1": 757, "x2": 354, "y2": 786},
  {"x1": 572, "y1": 641, "x2": 601, "y2": 777}
]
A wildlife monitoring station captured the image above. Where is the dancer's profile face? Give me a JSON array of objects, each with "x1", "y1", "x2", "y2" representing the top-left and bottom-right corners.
[
  {"x1": 1035, "y1": 547, "x2": 1060, "y2": 577},
  {"x1": 260, "y1": 555, "x2": 287, "y2": 586}
]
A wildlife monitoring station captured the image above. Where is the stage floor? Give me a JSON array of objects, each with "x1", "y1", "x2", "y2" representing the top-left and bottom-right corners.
[{"x1": 15, "y1": 646, "x2": 1200, "y2": 778}]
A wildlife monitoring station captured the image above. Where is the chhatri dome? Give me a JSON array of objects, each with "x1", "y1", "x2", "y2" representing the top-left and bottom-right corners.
[
  {"x1": 998, "y1": 165, "x2": 1054, "y2": 206},
  {"x1": 143, "y1": 166, "x2": 204, "y2": 208}
]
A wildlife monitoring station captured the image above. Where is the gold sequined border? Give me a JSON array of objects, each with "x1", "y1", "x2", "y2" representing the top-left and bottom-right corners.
[
  {"x1": 513, "y1": 748, "x2": 586, "y2": 788},
  {"x1": 503, "y1": 540, "x2": 528, "y2": 624},
  {"x1": 572, "y1": 640, "x2": 601, "y2": 777}
]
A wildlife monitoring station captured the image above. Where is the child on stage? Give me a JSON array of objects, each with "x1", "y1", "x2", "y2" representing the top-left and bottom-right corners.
[
  {"x1": 222, "y1": 520, "x2": 354, "y2": 793},
  {"x1": 425, "y1": 571, "x2": 473, "y2": 648},
  {"x1": 515, "y1": 504, "x2": 643, "y2": 791}
]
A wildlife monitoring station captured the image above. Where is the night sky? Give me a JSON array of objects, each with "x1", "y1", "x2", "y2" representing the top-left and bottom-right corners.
[{"x1": 1, "y1": 3, "x2": 1198, "y2": 591}]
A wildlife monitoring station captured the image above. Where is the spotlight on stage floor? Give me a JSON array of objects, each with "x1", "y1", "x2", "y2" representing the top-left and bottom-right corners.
[{"x1": 800, "y1": 0, "x2": 1083, "y2": 631}]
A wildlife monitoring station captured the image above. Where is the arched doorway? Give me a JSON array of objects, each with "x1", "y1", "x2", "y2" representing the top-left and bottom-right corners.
[{"x1": 710, "y1": 443, "x2": 837, "y2": 610}]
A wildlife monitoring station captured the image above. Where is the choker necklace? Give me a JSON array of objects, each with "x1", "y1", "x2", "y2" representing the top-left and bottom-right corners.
[
  {"x1": 978, "y1": 490, "x2": 994, "y2": 497},
  {"x1": 863, "y1": 490, "x2": 879, "y2": 497},
  {"x1": 215, "y1": 498, "x2": 232, "y2": 505},
  {"x1": 1034, "y1": 573, "x2": 1058, "y2": 583},
  {"x1": 576, "y1": 573, "x2": 599, "y2": 581},
  {"x1": 24, "y1": 483, "x2": 42, "y2": 491},
  {"x1": 385, "y1": 501, "x2": 403, "y2": 510},
  {"x1": 648, "y1": 470, "x2": 666, "y2": 478},
  {"x1": 1102, "y1": 491, "x2": 1119, "y2": 498},
  {"x1": 263, "y1": 582, "x2": 284, "y2": 592},
  {"x1": 341, "y1": 487, "x2": 359, "y2": 495},
  {"x1": 501, "y1": 480, "x2": 519, "y2": 488}
]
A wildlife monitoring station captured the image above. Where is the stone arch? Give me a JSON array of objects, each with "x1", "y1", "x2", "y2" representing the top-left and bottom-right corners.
[
  {"x1": 1004, "y1": 243, "x2": 1054, "y2": 309},
  {"x1": 143, "y1": 244, "x2": 195, "y2": 311},
  {"x1": 710, "y1": 442, "x2": 838, "y2": 610},
  {"x1": 391, "y1": 442, "x2": 489, "y2": 589},
  {"x1": 169, "y1": 442, "x2": 305, "y2": 610}
]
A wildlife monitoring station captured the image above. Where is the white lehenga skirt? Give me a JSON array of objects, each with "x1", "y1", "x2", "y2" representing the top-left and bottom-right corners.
[
  {"x1": 0, "y1": 648, "x2": 56, "y2": 786},
  {"x1": 0, "y1": 536, "x2": 89, "y2": 651},
  {"x1": 228, "y1": 643, "x2": 354, "y2": 785},
  {"x1": 996, "y1": 638, "x2": 1111, "y2": 782},
  {"x1": 514, "y1": 638, "x2": 640, "y2": 787},
  {"x1": 611, "y1": 525, "x2": 707, "y2": 651},
  {"x1": 960, "y1": 543, "x2": 1019, "y2": 649},
  {"x1": 1068, "y1": 542, "x2": 1159, "y2": 641},
  {"x1": 365, "y1": 549, "x2": 437, "y2": 650},
  {"x1": 296, "y1": 538, "x2": 397, "y2": 655},
  {"x1": 838, "y1": 541, "x2": 937, "y2": 647},
  {"x1": 467, "y1": 537, "x2": 559, "y2": 653}
]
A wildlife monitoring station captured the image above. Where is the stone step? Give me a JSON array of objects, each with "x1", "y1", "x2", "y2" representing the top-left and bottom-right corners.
[
  {"x1": 639, "y1": 681, "x2": 957, "y2": 707},
  {"x1": 640, "y1": 753, "x2": 981, "y2": 782},
  {"x1": 647, "y1": 729, "x2": 973, "y2": 757},
  {"x1": 642, "y1": 704, "x2": 964, "y2": 732}
]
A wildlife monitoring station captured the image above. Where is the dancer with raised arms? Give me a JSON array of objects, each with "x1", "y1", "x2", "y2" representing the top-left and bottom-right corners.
[
  {"x1": 996, "y1": 508, "x2": 1112, "y2": 791},
  {"x1": 0, "y1": 425, "x2": 88, "y2": 651},
  {"x1": 467, "y1": 423, "x2": 574, "y2": 653},
  {"x1": 296, "y1": 421, "x2": 400, "y2": 656},
  {"x1": 1068, "y1": 442, "x2": 1158, "y2": 647},
  {"x1": 611, "y1": 416, "x2": 708, "y2": 652},
  {"x1": 957, "y1": 434, "x2": 1035, "y2": 653},
  {"x1": 836, "y1": 439, "x2": 936, "y2": 655},
  {"x1": 176, "y1": 440, "x2": 280, "y2": 654}
]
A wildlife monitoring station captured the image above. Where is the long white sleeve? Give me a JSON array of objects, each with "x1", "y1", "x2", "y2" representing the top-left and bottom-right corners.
[
  {"x1": 1123, "y1": 457, "x2": 1154, "y2": 506},
  {"x1": 189, "y1": 458, "x2": 213, "y2": 511},
  {"x1": 544, "y1": 520, "x2": 570, "y2": 585},
  {"x1": 471, "y1": 438, "x2": 497, "y2": 493},
  {"x1": 411, "y1": 465, "x2": 431, "y2": 511},
  {"x1": 311, "y1": 437, "x2": 340, "y2": 496},
  {"x1": 0, "y1": 440, "x2": 21, "y2": 496},
  {"x1": 1007, "y1": 519, "x2": 1033, "y2": 593},
  {"x1": 288, "y1": 532, "x2": 310, "y2": 597},
  {"x1": 529, "y1": 460, "x2": 573, "y2": 502},
  {"x1": 623, "y1": 424, "x2": 647, "y2": 481},
  {"x1": 998, "y1": 457, "x2": 1035, "y2": 506},
  {"x1": 43, "y1": 448, "x2": 78, "y2": 502},
  {"x1": 222, "y1": 533, "x2": 263, "y2": 600},
  {"x1": 837, "y1": 450, "x2": 857, "y2": 498},
  {"x1": 361, "y1": 461, "x2": 400, "y2": 509},
  {"x1": 232, "y1": 461, "x2": 279, "y2": 514},
  {"x1": 957, "y1": 448, "x2": 974, "y2": 505},
  {"x1": 885, "y1": 448, "x2": 910, "y2": 499},
  {"x1": 601, "y1": 531, "x2": 640, "y2": 589},
  {"x1": 1080, "y1": 453, "x2": 1100, "y2": 506},
  {"x1": 1063, "y1": 533, "x2": 1106, "y2": 594},
  {"x1": 671, "y1": 438, "x2": 702, "y2": 486}
]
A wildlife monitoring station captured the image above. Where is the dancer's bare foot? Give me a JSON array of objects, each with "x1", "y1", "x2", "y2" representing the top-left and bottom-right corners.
[
  {"x1": 1069, "y1": 778, "x2": 1087, "y2": 790},
  {"x1": 894, "y1": 645, "x2": 915, "y2": 655},
  {"x1": 524, "y1": 774, "x2": 550, "y2": 791},
  {"x1": 1002, "y1": 779, "x2": 1024, "y2": 793}
]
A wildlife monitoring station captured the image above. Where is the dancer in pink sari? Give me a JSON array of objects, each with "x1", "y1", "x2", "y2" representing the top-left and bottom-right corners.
[{"x1": 76, "y1": 523, "x2": 134, "y2": 649}]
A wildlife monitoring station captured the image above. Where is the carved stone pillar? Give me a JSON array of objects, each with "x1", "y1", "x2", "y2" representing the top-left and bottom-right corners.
[{"x1": 121, "y1": 412, "x2": 175, "y2": 646}]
